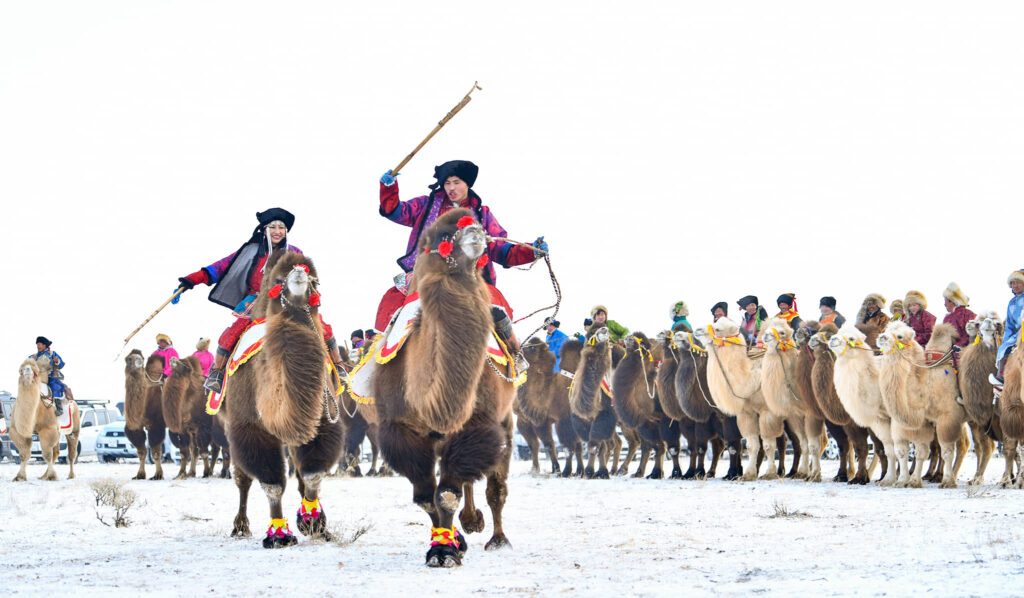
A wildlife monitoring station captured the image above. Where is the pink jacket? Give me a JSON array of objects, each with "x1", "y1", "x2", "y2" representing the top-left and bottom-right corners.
[
  {"x1": 193, "y1": 350, "x2": 215, "y2": 377},
  {"x1": 152, "y1": 347, "x2": 180, "y2": 378}
]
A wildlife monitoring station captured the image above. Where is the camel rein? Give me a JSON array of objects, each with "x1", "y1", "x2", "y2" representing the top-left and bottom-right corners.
[
  {"x1": 491, "y1": 236, "x2": 561, "y2": 345},
  {"x1": 708, "y1": 343, "x2": 762, "y2": 401},
  {"x1": 278, "y1": 291, "x2": 342, "y2": 424},
  {"x1": 674, "y1": 345, "x2": 724, "y2": 413}
]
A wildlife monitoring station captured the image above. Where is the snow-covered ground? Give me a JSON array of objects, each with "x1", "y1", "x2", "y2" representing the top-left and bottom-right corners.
[{"x1": 1, "y1": 453, "x2": 1021, "y2": 597}]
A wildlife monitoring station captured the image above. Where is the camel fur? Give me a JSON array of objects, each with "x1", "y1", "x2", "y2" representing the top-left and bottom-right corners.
[
  {"x1": 162, "y1": 355, "x2": 216, "y2": 479},
  {"x1": 569, "y1": 326, "x2": 625, "y2": 479},
  {"x1": 612, "y1": 333, "x2": 671, "y2": 478},
  {"x1": 373, "y1": 209, "x2": 517, "y2": 566},
  {"x1": 999, "y1": 328, "x2": 1024, "y2": 488},
  {"x1": 10, "y1": 356, "x2": 80, "y2": 481},
  {"x1": 515, "y1": 337, "x2": 582, "y2": 477},
  {"x1": 123, "y1": 350, "x2": 167, "y2": 480}
]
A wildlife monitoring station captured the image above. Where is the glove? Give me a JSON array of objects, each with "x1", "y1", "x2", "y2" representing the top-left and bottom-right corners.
[
  {"x1": 532, "y1": 236, "x2": 548, "y2": 257},
  {"x1": 380, "y1": 169, "x2": 399, "y2": 186},
  {"x1": 584, "y1": 318, "x2": 593, "y2": 328},
  {"x1": 172, "y1": 286, "x2": 186, "y2": 304}
]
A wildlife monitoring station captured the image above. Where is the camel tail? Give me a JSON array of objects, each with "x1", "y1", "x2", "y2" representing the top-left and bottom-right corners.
[{"x1": 256, "y1": 317, "x2": 327, "y2": 445}]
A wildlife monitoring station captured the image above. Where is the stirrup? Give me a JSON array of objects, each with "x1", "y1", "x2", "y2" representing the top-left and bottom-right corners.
[{"x1": 204, "y1": 369, "x2": 225, "y2": 393}]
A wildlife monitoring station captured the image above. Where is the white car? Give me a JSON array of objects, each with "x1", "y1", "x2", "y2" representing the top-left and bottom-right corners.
[{"x1": 96, "y1": 420, "x2": 180, "y2": 464}]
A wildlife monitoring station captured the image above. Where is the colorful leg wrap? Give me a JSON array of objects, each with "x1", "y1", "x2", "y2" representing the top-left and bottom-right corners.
[
  {"x1": 430, "y1": 526, "x2": 461, "y2": 549},
  {"x1": 266, "y1": 518, "x2": 293, "y2": 539},
  {"x1": 297, "y1": 497, "x2": 322, "y2": 522}
]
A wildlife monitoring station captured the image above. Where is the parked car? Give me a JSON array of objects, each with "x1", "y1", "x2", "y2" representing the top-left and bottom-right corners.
[
  {"x1": 0, "y1": 392, "x2": 14, "y2": 462},
  {"x1": 96, "y1": 420, "x2": 179, "y2": 464}
]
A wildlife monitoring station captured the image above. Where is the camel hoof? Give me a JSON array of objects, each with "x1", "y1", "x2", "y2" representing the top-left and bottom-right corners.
[
  {"x1": 848, "y1": 475, "x2": 869, "y2": 486},
  {"x1": 832, "y1": 472, "x2": 848, "y2": 483},
  {"x1": 202, "y1": 470, "x2": 213, "y2": 479},
  {"x1": 67, "y1": 472, "x2": 76, "y2": 480},
  {"x1": 630, "y1": 471, "x2": 644, "y2": 479},
  {"x1": 614, "y1": 467, "x2": 629, "y2": 477},
  {"x1": 296, "y1": 508, "x2": 331, "y2": 540},
  {"x1": 149, "y1": 473, "x2": 164, "y2": 481},
  {"x1": 594, "y1": 468, "x2": 610, "y2": 480},
  {"x1": 220, "y1": 469, "x2": 232, "y2": 479},
  {"x1": 560, "y1": 467, "x2": 573, "y2": 478},
  {"x1": 426, "y1": 543, "x2": 463, "y2": 568},
  {"x1": 760, "y1": 472, "x2": 779, "y2": 481},
  {"x1": 174, "y1": 473, "x2": 188, "y2": 481},
  {"x1": 940, "y1": 479, "x2": 958, "y2": 489},
  {"x1": 681, "y1": 469, "x2": 697, "y2": 480},
  {"x1": 646, "y1": 469, "x2": 663, "y2": 480},
  {"x1": 806, "y1": 473, "x2": 822, "y2": 483},
  {"x1": 669, "y1": 468, "x2": 683, "y2": 480},
  {"x1": 231, "y1": 524, "x2": 251, "y2": 538},
  {"x1": 484, "y1": 534, "x2": 512, "y2": 551},
  {"x1": 263, "y1": 533, "x2": 298, "y2": 549},
  {"x1": 41, "y1": 473, "x2": 58, "y2": 482},
  {"x1": 459, "y1": 508, "x2": 485, "y2": 534}
]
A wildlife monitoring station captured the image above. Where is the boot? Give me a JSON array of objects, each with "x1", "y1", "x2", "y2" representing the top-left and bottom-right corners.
[
  {"x1": 204, "y1": 351, "x2": 229, "y2": 394},
  {"x1": 54, "y1": 397, "x2": 63, "y2": 417},
  {"x1": 492, "y1": 309, "x2": 529, "y2": 374}
]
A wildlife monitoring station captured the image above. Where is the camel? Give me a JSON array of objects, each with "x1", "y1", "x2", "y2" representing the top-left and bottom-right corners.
[
  {"x1": 828, "y1": 324, "x2": 899, "y2": 486},
  {"x1": 876, "y1": 321, "x2": 967, "y2": 488},
  {"x1": 123, "y1": 349, "x2": 167, "y2": 480},
  {"x1": 760, "y1": 318, "x2": 824, "y2": 481},
  {"x1": 222, "y1": 252, "x2": 343, "y2": 548},
  {"x1": 807, "y1": 323, "x2": 880, "y2": 484},
  {"x1": 998, "y1": 329, "x2": 1024, "y2": 488},
  {"x1": 960, "y1": 312, "x2": 1018, "y2": 486},
  {"x1": 10, "y1": 356, "x2": 80, "y2": 481},
  {"x1": 210, "y1": 415, "x2": 232, "y2": 478},
  {"x1": 162, "y1": 355, "x2": 216, "y2": 479},
  {"x1": 611, "y1": 333, "x2": 672, "y2": 478},
  {"x1": 373, "y1": 209, "x2": 517, "y2": 567},
  {"x1": 650, "y1": 331, "x2": 700, "y2": 480},
  {"x1": 515, "y1": 337, "x2": 582, "y2": 477},
  {"x1": 569, "y1": 326, "x2": 626, "y2": 479},
  {"x1": 693, "y1": 318, "x2": 784, "y2": 481},
  {"x1": 668, "y1": 331, "x2": 741, "y2": 479}
]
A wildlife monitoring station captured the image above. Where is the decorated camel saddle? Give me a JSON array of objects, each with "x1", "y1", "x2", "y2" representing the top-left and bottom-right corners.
[
  {"x1": 205, "y1": 318, "x2": 345, "y2": 415},
  {"x1": 349, "y1": 291, "x2": 526, "y2": 403},
  {"x1": 0, "y1": 389, "x2": 75, "y2": 435}
]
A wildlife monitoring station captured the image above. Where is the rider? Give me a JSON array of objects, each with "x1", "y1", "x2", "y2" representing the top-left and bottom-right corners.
[
  {"x1": 544, "y1": 317, "x2": 569, "y2": 371},
  {"x1": 377, "y1": 160, "x2": 548, "y2": 370},
  {"x1": 30, "y1": 336, "x2": 67, "y2": 416},
  {"x1": 173, "y1": 208, "x2": 344, "y2": 392},
  {"x1": 152, "y1": 333, "x2": 180, "y2": 379},
  {"x1": 590, "y1": 306, "x2": 629, "y2": 341},
  {"x1": 671, "y1": 301, "x2": 691, "y2": 332}
]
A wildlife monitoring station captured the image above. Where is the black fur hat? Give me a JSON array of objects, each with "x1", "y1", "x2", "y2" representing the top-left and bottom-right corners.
[
  {"x1": 737, "y1": 295, "x2": 758, "y2": 309},
  {"x1": 350, "y1": 329, "x2": 364, "y2": 340},
  {"x1": 35, "y1": 336, "x2": 51, "y2": 347},
  {"x1": 433, "y1": 160, "x2": 479, "y2": 188},
  {"x1": 820, "y1": 296, "x2": 837, "y2": 309},
  {"x1": 256, "y1": 208, "x2": 295, "y2": 231},
  {"x1": 711, "y1": 301, "x2": 728, "y2": 316}
]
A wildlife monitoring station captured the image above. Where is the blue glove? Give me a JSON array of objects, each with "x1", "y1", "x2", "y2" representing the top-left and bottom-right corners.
[
  {"x1": 171, "y1": 286, "x2": 185, "y2": 305},
  {"x1": 532, "y1": 236, "x2": 549, "y2": 256},
  {"x1": 380, "y1": 169, "x2": 399, "y2": 186}
]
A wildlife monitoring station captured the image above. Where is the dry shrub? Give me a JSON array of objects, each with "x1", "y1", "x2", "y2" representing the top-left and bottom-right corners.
[{"x1": 90, "y1": 478, "x2": 138, "y2": 528}]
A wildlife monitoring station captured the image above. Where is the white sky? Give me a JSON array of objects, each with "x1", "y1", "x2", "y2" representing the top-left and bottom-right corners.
[{"x1": 2, "y1": 2, "x2": 1022, "y2": 402}]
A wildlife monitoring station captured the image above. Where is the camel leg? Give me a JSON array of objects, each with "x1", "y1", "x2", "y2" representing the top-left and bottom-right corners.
[
  {"x1": 231, "y1": 468, "x2": 254, "y2": 538},
  {"x1": 803, "y1": 417, "x2": 824, "y2": 483},
  {"x1": 951, "y1": 424, "x2": 970, "y2": 479},
  {"x1": 484, "y1": 414, "x2": 514, "y2": 551},
  {"x1": 845, "y1": 424, "x2": 871, "y2": 485},
  {"x1": 762, "y1": 435, "x2": 781, "y2": 481},
  {"x1": 893, "y1": 432, "x2": 913, "y2": 488},
  {"x1": 1000, "y1": 439, "x2": 1018, "y2": 488},
  {"x1": 871, "y1": 423, "x2": 897, "y2": 486},
  {"x1": 584, "y1": 442, "x2": 598, "y2": 478},
  {"x1": 125, "y1": 426, "x2": 148, "y2": 480},
  {"x1": 65, "y1": 431, "x2": 78, "y2": 479},
  {"x1": 827, "y1": 421, "x2": 850, "y2": 483},
  {"x1": 517, "y1": 418, "x2": 542, "y2": 475},
  {"x1": 617, "y1": 427, "x2": 639, "y2": 476},
  {"x1": 660, "y1": 419, "x2": 683, "y2": 479},
  {"x1": 968, "y1": 422, "x2": 992, "y2": 486},
  {"x1": 147, "y1": 425, "x2": 166, "y2": 480},
  {"x1": 574, "y1": 441, "x2": 585, "y2": 476},
  {"x1": 188, "y1": 434, "x2": 201, "y2": 478},
  {"x1": 220, "y1": 447, "x2": 232, "y2": 479},
  {"x1": 680, "y1": 420, "x2": 699, "y2": 479},
  {"x1": 632, "y1": 442, "x2": 651, "y2": 478},
  {"x1": 11, "y1": 434, "x2": 30, "y2": 482},
  {"x1": 592, "y1": 410, "x2": 616, "y2": 479},
  {"x1": 608, "y1": 428, "x2": 623, "y2": 474},
  {"x1": 227, "y1": 420, "x2": 293, "y2": 548},
  {"x1": 172, "y1": 432, "x2": 190, "y2": 480},
  {"x1": 208, "y1": 443, "x2": 221, "y2": 478},
  {"x1": 924, "y1": 436, "x2": 942, "y2": 482},
  {"x1": 596, "y1": 443, "x2": 611, "y2": 480},
  {"x1": 291, "y1": 420, "x2": 343, "y2": 540},
  {"x1": 38, "y1": 430, "x2": 59, "y2": 481},
  {"x1": 554, "y1": 416, "x2": 577, "y2": 478},
  {"x1": 535, "y1": 422, "x2": 561, "y2": 475},
  {"x1": 783, "y1": 419, "x2": 805, "y2": 478},
  {"x1": 460, "y1": 482, "x2": 485, "y2": 534},
  {"x1": 707, "y1": 436, "x2": 725, "y2": 478},
  {"x1": 737, "y1": 413, "x2": 761, "y2": 481},
  {"x1": 646, "y1": 440, "x2": 666, "y2": 480},
  {"x1": 937, "y1": 420, "x2": 963, "y2": 489}
]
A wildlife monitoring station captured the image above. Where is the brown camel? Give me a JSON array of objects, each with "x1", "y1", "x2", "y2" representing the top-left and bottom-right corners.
[
  {"x1": 569, "y1": 326, "x2": 625, "y2": 479},
  {"x1": 653, "y1": 330, "x2": 712, "y2": 480},
  {"x1": 612, "y1": 333, "x2": 670, "y2": 478},
  {"x1": 960, "y1": 313, "x2": 1017, "y2": 485},
  {"x1": 162, "y1": 355, "x2": 216, "y2": 479},
  {"x1": 124, "y1": 350, "x2": 167, "y2": 480},
  {"x1": 222, "y1": 252, "x2": 344, "y2": 548},
  {"x1": 999, "y1": 330, "x2": 1024, "y2": 488},
  {"x1": 667, "y1": 331, "x2": 739, "y2": 479},
  {"x1": 516, "y1": 337, "x2": 582, "y2": 477},
  {"x1": 10, "y1": 357, "x2": 81, "y2": 481},
  {"x1": 806, "y1": 323, "x2": 879, "y2": 484},
  {"x1": 373, "y1": 209, "x2": 517, "y2": 567}
]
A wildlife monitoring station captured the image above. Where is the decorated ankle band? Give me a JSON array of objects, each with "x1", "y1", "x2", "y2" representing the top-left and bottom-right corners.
[
  {"x1": 430, "y1": 526, "x2": 460, "y2": 548},
  {"x1": 266, "y1": 518, "x2": 293, "y2": 538},
  {"x1": 298, "y1": 497, "x2": 322, "y2": 522}
]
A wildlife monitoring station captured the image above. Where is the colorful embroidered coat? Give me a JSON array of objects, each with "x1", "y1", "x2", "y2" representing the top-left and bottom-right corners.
[
  {"x1": 30, "y1": 349, "x2": 66, "y2": 398},
  {"x1": 906, "y1": 309, "x2": 937, "y2": 347},
  {"x1": 941, "y1": 305, "x2": 976, "y2": 349},
  {"x1": 999, "y1": 294, "x2": 1024, "y2": 360}
]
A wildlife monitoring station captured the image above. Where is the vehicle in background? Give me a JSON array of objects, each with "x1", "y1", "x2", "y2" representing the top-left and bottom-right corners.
[
  {"x1": 0, "y1": 396, "x2": 121, "y2": 464},
  {"x1": 96, "y1": 420, "x2": 180, "y2": 464}
]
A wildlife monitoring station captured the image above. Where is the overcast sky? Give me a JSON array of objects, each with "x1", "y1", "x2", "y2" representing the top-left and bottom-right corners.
[{"x1": 2, "y1": 2, "x2": 1021, "y2": 402}]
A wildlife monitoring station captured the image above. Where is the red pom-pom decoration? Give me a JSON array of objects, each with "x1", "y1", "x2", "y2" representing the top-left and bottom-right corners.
[
  {"x1": 423, "y1": 247, "x2": 429, "y2": 254},
  {"x1": 268, "y1": 284, "x2": 282, "y2": 299},
  {"x1": 456, "y1": 216, "x2": 475, "y2": 229},
  {"x1": 476, "y1": 255, "x2": 489, "y2": 269},
  {"x1": 438, "y1": 240, "x2": 453, "y2": 258},
  {"x1": 309, "y1": 292, "x2": 321, "y2": 307},
  {"x1": 293, "y1": 264, "x2": 309, "y2": 273}
]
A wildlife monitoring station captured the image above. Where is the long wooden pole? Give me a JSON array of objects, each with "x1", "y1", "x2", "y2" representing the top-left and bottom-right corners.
[
  {"x1": 115, "y1": 287, "x2": 185, "y2": 358},
  {"x1": 391, "y1": 81, "x2": 482, "y2": 176}
]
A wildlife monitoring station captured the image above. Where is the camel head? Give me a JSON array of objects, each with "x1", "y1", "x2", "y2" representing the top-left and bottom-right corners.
[
  {"x1": 417, "y1": 208, "x2": 488, "y2": 276},
  {"x1": 965, "y1": 318, "x2": 980, "y2": 341},
  {"x1": 809, "y1": 323, "x2": 838, "y2": 352},
  {"x1": 793, "y1": 321, "x2": 820, "y2": 348},
  {"x1": 169, "y1": 355, "x2": 194, "y2": 378},
  {"x1": 19, "y1": 358, "x2": 42, "y2": 388},
  {"x1": 759, "y1": 318, "x2": 794, "y2": 350},
  {"x1": 672, "y1": 329, "x2": 706, "y2": 354},
  {"x1": 125, "y1": 349, "x2": 145, "y2": 374},
  {"x1": 624, "y1": 332, "x2": 651, "y2": 352},
  {"x1": 828, "y1": 324, "x2": 868, "y2": 357},
  {"x1": 979, "y1": 311, "x2": 1003, "y2": 346},
  {"x1": 878, "y1": 321, "x2": 915, "y2": 354},
  {"x1": 146, "y1": 354, "x2": 165, "y2": 380},
  {"x1": 263, "y1": 252, "x2": 321, "y2": 318},
  {"x1": 587, "y1": 326, "x2": 611, "y2": 345},
  {"x1": 707, "y1": 317, "x2": 740, "y2": 340},
  {"x1": 521, "y1": 337, "x2": 553, "y2": 366}
]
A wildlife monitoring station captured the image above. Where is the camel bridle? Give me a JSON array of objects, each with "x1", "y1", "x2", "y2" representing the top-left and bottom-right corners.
[{"x1": 626, "y1": 336, "x2": 657, "y2": 400}]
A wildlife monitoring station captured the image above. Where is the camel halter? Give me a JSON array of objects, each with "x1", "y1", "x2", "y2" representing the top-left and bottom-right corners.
[
  {"x1": 422, "y1": 217, "x2": 489, "y2": 272},
  {"x1": 707, "y1": 325, "x2": 744, "y2": 348},
  {"x1": 767, "y1": 328, "x2": 795, "y2": 352},
  {"x1": 704, "y1": 328, "x2": 762, "y2": 401},
  {"x1": 628, "y1": 337, "x2": 657, "y2": 400},
  {"x1": 832, "y1": 337, "x2": 868, "y2": 358}
]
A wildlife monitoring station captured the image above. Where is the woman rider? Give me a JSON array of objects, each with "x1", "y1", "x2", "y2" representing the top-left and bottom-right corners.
[
  {"x1": 173, "y1": 208, "x2": 344, "y2": 392},
  {"x1": 378, "y1": 160, "x2": 548, "y2": 369}
]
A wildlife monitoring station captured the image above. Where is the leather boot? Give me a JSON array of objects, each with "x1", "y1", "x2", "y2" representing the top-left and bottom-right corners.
[
  {"x1": 492, "y1": 309, "x2": 529, "y2": 374},
  {"x1": 204, "y1": 351, "x2": 229, "y2": 393},
  {"x1": 54, "y1": 396, "x2": 63, "y2": 417}
]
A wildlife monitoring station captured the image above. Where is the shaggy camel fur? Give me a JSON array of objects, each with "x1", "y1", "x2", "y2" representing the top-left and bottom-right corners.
[
  {"x1": 760, "y1": 318, "x2": 824, "y2": 481},
  {"x1": 877, "y1": 321, "x2": 967, "y2": 488},
  {"x1": 828, "y1": 324, "x2": 899, "y2": 486},
  {"x1": 569, "y1": 326, "x2": 626, "y2": 479},
  {"x1": 960, "y1": 313, "x2": 1018, "y2": 486},
  {"x1": 550, "y1": 339, "x2": 588, "y2": 476},
  {"x1": 124, "y1": 350, "x2": 167, "y2": 480},
  {"x1": 807, "y1": 324, "x2": 880, "y2": 484},
  {"x1": 11, "y1": 357, "x2": 80, "y2": 481},
  {"x1": 162, "y1": 355, "x2": 216, "y2": 479},
  {"x1": 652, "y1": 332, "x2": 704, "y2": 480},
  {"x1": 516, "y1": 337, "x2": 582, "y2": 477},
  {"x1": 612, "y1": 333, "x2": 673, "y2": 479},
  {"x1": 668, "y1": 331, "x2": 740, "y2": 479},
  {"x1": 222, "y1": 252, "x2": 343, "y2": 549},
  {"x1": 998, "y1": 331, "x2": 1024, "y2": 488},
  {"x1": 374, "y1": 209, "x2": 517, "y2": 567},
  {"x1": 694, "y1": 318, "x2": 784, "y2": 481}
]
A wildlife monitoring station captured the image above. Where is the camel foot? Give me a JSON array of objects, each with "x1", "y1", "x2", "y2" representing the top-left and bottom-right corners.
[
  {"x1": 13, "y1": 472, "x2": 26, "y2": 482},
  {"x1": 669, "y1": 467, "x2": 683, "y2": 480},
  {"x1": 940, "y1": 478, "x2": 958, "y2": 490},
  {"x1": 296, "y1": 501, "x2": 331, "y2": 540},
  {"x1": 263, "y1": 520, "x2": 297, "y2": 549},
  {"x1": 426, "y1": 544, "x2": 462, "y2": 568},
  {"x1": 1014, "y1": 477, "x2": 1024, "y2": 490},
  {"x1": 760, "y1": 472, "x2": 780, "y2": 481},
  {"x1": 614, "y1": 466, "x2": 629, "y2": 476},
  {"x1": 741, "y1": 471, "x2": 758, "y2": 482},
  {"x1": 132, "y1": 473, "x2": 146, "y2": 480},
  {"x1": 149, "y1": 472, "x2": 164, "y2": 481},
  {"x1": 681, "y1": 468, "x2": 697, "y2": 480},
  {"x1": 723, "y1": 471, "x2": 740, "y2": 481},
  {"x1": 459, "y1": 508, "x2": 485, "y2": 534},
  {"x1": 550, "y1": 463, "x2": 561, "y2": 475},
  {"x1": 174, "y1": 472, "x2": 188, "y2": 481},
  {"x1": 968, "y1": 477, "x2": 984, "y2": 487},
  {"x1": 848, "y1": 473, "x2": 869, "y2": 485},
  {"x1": 594, "y1": 468, "x2": 610, "y2": 480},
  {"x1": 202, "y1": 470, "x2": 213, "y2": 479},
  {"x1": 41, "y1": 471, "x2": 58, "y2": 482},
  {"x1": 646, "y1": 468, "x2": 663, "y2": 480},
  {"x1": 584, "y1": 466, "x2": 595, "y2": 479},
  {"x1": 833, "y1": 471, "x2": 849, "y2": 483},
  {"x1": 529, "y1": 464, "x2": 540, "y2": 475},
  {"x1": 350, "y1": 466, "x2": 364, "y2": 477},
  {"x1": 806, "y1": 471, "x2": 822, "y2": 483},
  {"x1": 560, "y1": 466, "x2": 573, "y2": 478},
  {"x1": 231, "y1": 516, "x2": 251, "y2": 538},
  {"x1": 485, "y1": 534, "x2": 512, "y2": 551},
  {"x1": 67, "y1": 472, "x2": 76, "y2": 480}
]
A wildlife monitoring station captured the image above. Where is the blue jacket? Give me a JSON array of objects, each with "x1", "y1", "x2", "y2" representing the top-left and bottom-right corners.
[
  {"x1": 29, "y1": 349, "x2": 65, "y2": 398},
  {"x1": 1000, "y1": 293, "x2": 1024, "y2": 361},
  {"x1": 546, "y1": 329, "x2": 569, "y2": 372}
]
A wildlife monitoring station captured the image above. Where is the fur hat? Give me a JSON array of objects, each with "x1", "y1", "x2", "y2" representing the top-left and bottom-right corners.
[
  {"x1": 256, "y1": 208, "x2": 295, "y2": 231},
  {"x1": 35, "y1": 336, "x2": 51, "y2": 347},
  {"x1": 1008, "y1": 269, "x2": 1024, "y2": 287},
  {"x1": 904, "y1": 290, "x2": 927, "y2": 310},
  {"x1": 350, "y1": 329, "x2": 364, "y2": 340},
  {"x1": 862, "y1": 293, "x2": 886, "y2": 309},
  {"x1": 544, "y1": 317, "x2": 561, "y2": 328},
  {"x1": 776, "y1": 293, "x2": 797, "y2": 312},
  {"x1": 711, "y1": 301, "x2": 729, "y2": 316},
  {"x1": 156, "y1": 333, "x2": 172, "y2": 346},
  {"x1": 819, "y1": 296, "x2": 836, "y2": 310},
  {"x1": 364, "y1": 329, "x2": 379, "y2": 339},
  {"x1": 942, "y1": 282, "x2": 969, "y2": 307},
  {"x1": 672, "y1": 301, "x2": 689, "y2": 318},
  {"x1": 196, "y1": 337, "x2": 211, "y2": 351},
  {"x1": 433, "y1": 160, "x2": 479, "y2": 188},
  {"x1": 591, "y1": 305, "x2": 608, "y2": 318},
  {"x1": 736, "y1": 295, "x2": 759, "y2": 309}
]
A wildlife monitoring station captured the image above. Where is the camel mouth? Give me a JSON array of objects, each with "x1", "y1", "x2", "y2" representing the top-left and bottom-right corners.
[
  {"x1": 287, "y1": 268, "x2": 310, "y2": 297},
  {"x1": 594, "y1": 327, "x2": 610, "y2": 344},
  {"x1": 877, "y1": 334, "x2": 894, "y2": 351},
  {"x1": 21, "y1": 366, "x2": 34, "y2": 381},
  {"x1": 458, "y1": 225, "x2": 486, "y2": 260},
  {"x1": 671, "y1": 331, "x2": 689, "y2": 347},
  {"x1": 132, "y1": 355, "x2": 145, "y2": 369},
  {"x1": 692, "y1": 328, "x2": 710, "y2": 344},
  {"x1": 827, "y1": 336, "x2": 844, "y2": 353}
]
